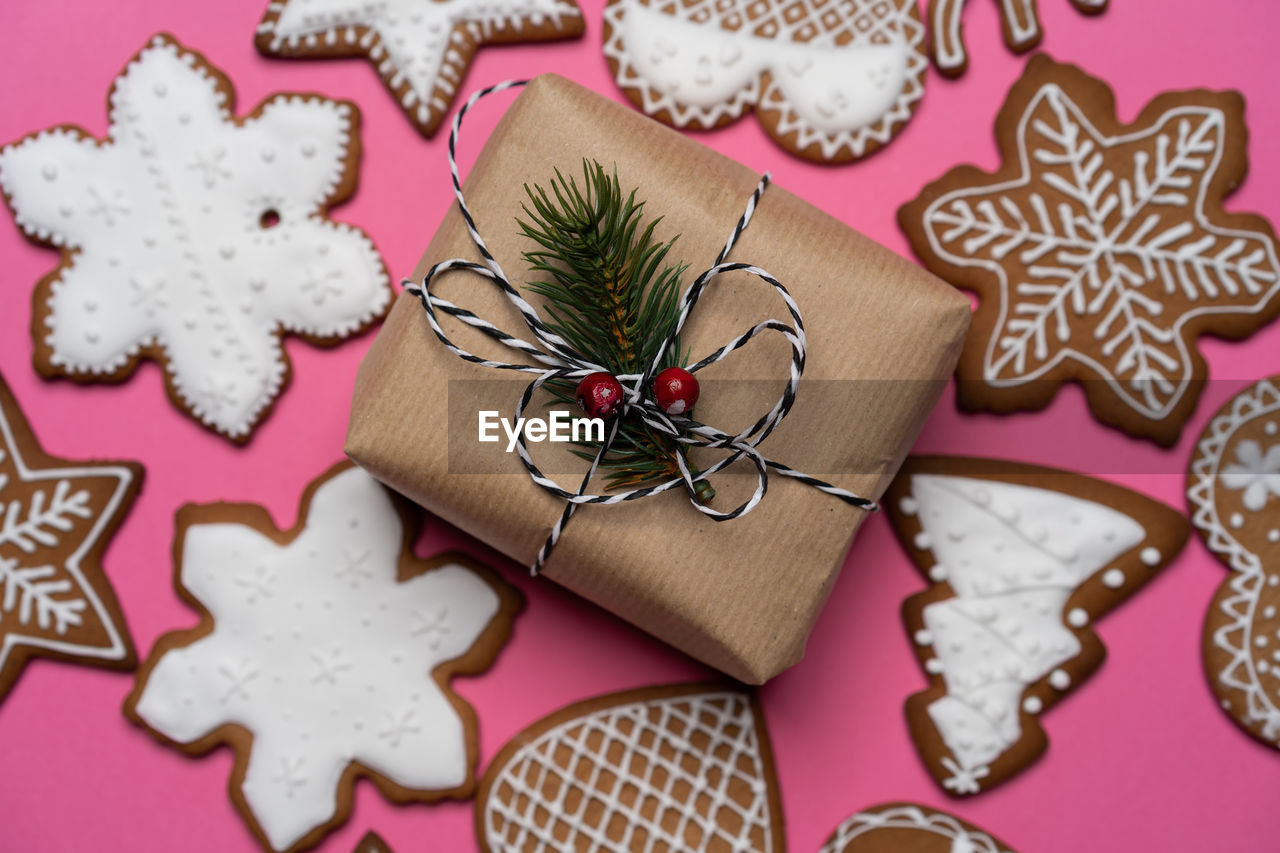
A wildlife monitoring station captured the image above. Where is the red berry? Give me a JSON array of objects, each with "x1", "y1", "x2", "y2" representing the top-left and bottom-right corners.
[
  {"x1": 653, "y1": 367, "x2": 699, "y2": 415},
  {"x1": 576, "y1": 372, "x2": 624, "y2": 419}
]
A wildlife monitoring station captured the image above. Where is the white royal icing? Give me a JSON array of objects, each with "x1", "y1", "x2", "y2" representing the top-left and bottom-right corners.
[
  {"x1": 930, "y1": 0, "x2": 1109, "y2": 75},
  {"x1": 133, "y1": 466, "x2": 505, "y2": 851},
  {"x1": 0, "y1": 35, "x2": 390, "y2": 440},
  {"x1": 818, "y1": 802, "x2": 1013, "y2": 853},
  {"x1": 0, "y1": 402, "x2": 135, "y2": 670},
  {"x1": 480, "y1": 690, "x2": 779, "y2": 853},
  {"x1": 917, "y1": 81, "x2": 1280, "y2": 425},
  {"x1": 258, "y1": 0, "x2": 582, "y2": 131},
  {"x1": 1187, "y1": 377, "x2": 1280, "y2": 747},
  {"x1": 603, "y1": 0, "x2": 926, "y2": 160},
  {"x1": 903, "y1": 473, "x2": 1147, "y2": 791}
]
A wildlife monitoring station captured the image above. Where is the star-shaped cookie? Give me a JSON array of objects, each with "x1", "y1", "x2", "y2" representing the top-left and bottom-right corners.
[
  {"x1": 0, "y1": 372, "x2": 141, "y2": 705},
  {"x1": 125, "y1": 462, "x2": 521, "y2": 853},
  {"x1": 254, "y1": 0, "x2": 585, "y2": 138},
  {"x1": 900, "y1": 55, "x2": 1280, "y2": 446}
]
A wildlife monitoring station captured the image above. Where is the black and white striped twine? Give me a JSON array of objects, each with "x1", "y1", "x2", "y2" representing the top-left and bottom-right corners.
[{"x1": 406, "y1": 80, "x2": 878, "y2": 576}]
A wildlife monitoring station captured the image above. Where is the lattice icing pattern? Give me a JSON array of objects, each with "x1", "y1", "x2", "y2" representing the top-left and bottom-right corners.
[
  {"x1": 0, "y1": 34, "x2": 391, "y2": 441},
  {"x1": 129, "y1": 465, "x2": 516, "y2": 852},
  {"x1": 902, "y1": 57, "x2": 1280, "y2": 445},
  {"x1": 1187, "y1": 377, "x2": 1280, "y2": 748},
  {"x1": 478, "y1": 688, "x2": 782, "y2": 853},
  {"x1": 602, "y1": 0, "x2": 926, "y2": 162},
  {"x1": 256, "y1": 0, "x2": 584, "y2": 137}
]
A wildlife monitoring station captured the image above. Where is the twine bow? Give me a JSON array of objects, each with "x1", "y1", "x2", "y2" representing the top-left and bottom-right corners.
[{"x1": 407, "y1": 80, "x2": 878, "y2": 576}]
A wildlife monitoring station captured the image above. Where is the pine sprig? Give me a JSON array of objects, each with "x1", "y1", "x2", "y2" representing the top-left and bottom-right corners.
[{"x1": 518, "y1": 161, "x2": 713, "y2": 501}]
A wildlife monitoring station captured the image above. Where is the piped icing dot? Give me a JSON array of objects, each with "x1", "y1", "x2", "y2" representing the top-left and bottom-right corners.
[
  {"x1": 914, "y1": 630, "x2": 933, "y2": 646},
  {"x1": 1230, "y1": 513, "x2": 1244, "y2": 530},
  {"x1": 1067, "y1": 608, "x2": 1089, "y2": 628},
  {"x1": 898, "y1": 496, "x2": 919, "y2": 515},
  {"x1": 1022, "y1": 696, "x2": 1043, "y2": 714},
  {"x1": 914, "y1": 532, "x2": 932, "y2": 550},
  {"x1": 1048, "y1": 669, "x2": 1070, "y2": 690},
  {"x1": 1102, "y1": 568, "x2": 1125, "y2": 588},
  {"x1": 1139, "y1": 547, "x2": 1161, "y2": 566}
]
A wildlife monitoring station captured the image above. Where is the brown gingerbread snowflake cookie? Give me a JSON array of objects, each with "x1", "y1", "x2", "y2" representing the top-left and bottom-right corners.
[
  {"x1": 602, "y1": 0, "x2": 927, "y2": 163},
  {"x1": 124, "y1": 462, "x2": 522, "y2": 853},
  {"x1": 0, "y1": 34, "x2": 392, "y2": 443},
  {"x1": 0, "y1": 372, "x2": 141, "y2": 705},
  {"x1": 899, "y1": 55, "x2": 1280, "y2": 446},
  {"x1": 1188, "y1": 376, "x2": 1280, "y2": 750},
  {"x1": 255, "y1": 0, "x2": 585, "y2": 138},
  {"x1": 888, "y1": 456, "x2": 1189, "y2": 795}
]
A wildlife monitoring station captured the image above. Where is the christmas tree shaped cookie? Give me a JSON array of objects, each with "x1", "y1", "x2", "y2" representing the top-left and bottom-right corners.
[
  {"x1": 887, "y1": 456, "x2": 1189, "y2": 795},
  {"x1": 0, "y1": 34, "x2": 391, "y2": 442},
  {"x1": 125, "y1": 462, "x2": 521, "y2": 853},
  {"x1": 0, "y1": 372, "x2": 141, "y2": 704},
  {"x1": 477, "y1": 685, "x2": 785, "y2": 853},
  {"x1": 1187, "y1": 376, "x2": 1280, "y2": 749}
]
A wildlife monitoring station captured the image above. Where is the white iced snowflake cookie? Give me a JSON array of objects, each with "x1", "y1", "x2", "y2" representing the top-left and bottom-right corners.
[
  {"x1": 602, "y1": 0, "x2": 927, "y2": 163},
  {"x1": 255, "y1": 0, "x2": 585, "y2": 138},
  {"x1": 477, "y1": 685, "x2": 785, "y2": 853},
  {"x1": 0, "y1": 34, "x2": 392, "y2": 443},
  {"x1": 887, "y1": 456, "x2": 1189, "y2": 796},
  {"x1": 1188, "y1": 377, "x2": 1280, "y2": 750},
  {"x1": 0, "y1": 372, "x2": 142, "y2": 704},
  {"x1": 124, "y1": 462, "x2": 521, "y2": 853},
  {"x1": 900, "y1": 55, "x2": 1280, "y2": 446}
]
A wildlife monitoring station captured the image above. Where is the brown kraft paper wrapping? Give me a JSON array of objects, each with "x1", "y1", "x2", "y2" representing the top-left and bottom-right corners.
[{"x1": 345, "y1": 74, "x2": 970, "y2": 684}]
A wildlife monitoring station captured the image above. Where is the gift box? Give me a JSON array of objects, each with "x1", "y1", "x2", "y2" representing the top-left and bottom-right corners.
[{"x1": 345, "y1": 74, "x2": 969, "y2": 684}]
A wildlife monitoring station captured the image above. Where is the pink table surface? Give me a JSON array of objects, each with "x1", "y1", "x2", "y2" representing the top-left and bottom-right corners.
[{"x1": 1, "y1": 1, "x2": 1278, "y2": 850}]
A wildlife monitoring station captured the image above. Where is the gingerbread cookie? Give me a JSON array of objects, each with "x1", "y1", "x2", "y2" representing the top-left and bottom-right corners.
[
  {"x1": 899, "y1": 56, "x2": 1280, "y2": 446},
  {"x1": 124, "y1": 462, "x2": 521, "y2": 853},
  {"x1": 602, "y1": 0, "x2": 927, "y2": 163},
  {"x1": 819, "y1": 802, "x2": 1018, "y2": 853},
  {"x1": 0, "y1": 34, "x2": 392, "y2": 443},
  {"x1": 0, "y1": 372, "x2": 141, "y2": 705},
  {"x1": 255, "y1": 0, "x2": 585, "y2": 138},
  {"x1": 1187, "y1": 376, "x2": 1280, "y2": 749},
  {"x1": 476, "y1": 684, "x2": 784, "y2": 853},
  {"x1": 888, "y1": 456, "x2": 1189, "y2": 795},
  {"x1": 928, "y1": 0, "x2": 1107, "y2": 77},
  {"x1": 353, "y1": 831, "x2": 393, "y2": 853}
]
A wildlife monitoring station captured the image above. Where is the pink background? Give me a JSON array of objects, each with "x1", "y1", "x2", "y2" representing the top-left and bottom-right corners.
[{"x1": 1, "y1": 0, "x2": 1278, "y2": 850}]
